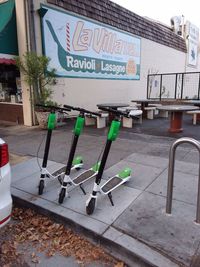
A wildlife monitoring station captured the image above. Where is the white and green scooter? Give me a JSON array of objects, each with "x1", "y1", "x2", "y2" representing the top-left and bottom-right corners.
[
  {"x1": 86, "y1": 107, "x2": 142, "y2": 215},
  {"x1": 58, "y1": 104, "x2": 103, "y2": 204},
  {"x1": 37, "y1": 105, "x2": 83, "y2": 195}
]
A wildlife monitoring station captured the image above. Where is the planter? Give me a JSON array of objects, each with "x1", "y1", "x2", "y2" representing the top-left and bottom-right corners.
[
  {"x1": 56, "y1": 112, "x2": 66, "y2": 126},
  {"x1": 35, "y1": 111, "x2": 50, "y2": 129},
  {"x1": 35, "y1": 111, "x2": 67, "y2": 129}
]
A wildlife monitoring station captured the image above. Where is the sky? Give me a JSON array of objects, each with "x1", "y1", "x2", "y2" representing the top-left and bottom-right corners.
[{"x1": 111, "y1": 0, "x2": 200, "y2": 29}]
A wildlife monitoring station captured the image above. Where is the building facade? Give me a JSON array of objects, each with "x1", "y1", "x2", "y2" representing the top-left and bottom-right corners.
[{"x1": 0, "y1": 0, "x2": 199, "y2": 125}]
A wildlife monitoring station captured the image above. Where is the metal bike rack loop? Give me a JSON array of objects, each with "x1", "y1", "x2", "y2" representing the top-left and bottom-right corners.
[{"x1": 166, "y1": 137, "x2": 200, "y2": 224}]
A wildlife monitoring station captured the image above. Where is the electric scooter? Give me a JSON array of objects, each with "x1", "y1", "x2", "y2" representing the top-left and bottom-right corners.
[
  {"x1": 37, "y1": 105, "x2": 84, "y2": 195},
  {"x1": 86, "y1": 107, "x2": 142, "y2": 215},
  {"x1": 58, "y1": 104, "x2": 103, "y2": 204}
]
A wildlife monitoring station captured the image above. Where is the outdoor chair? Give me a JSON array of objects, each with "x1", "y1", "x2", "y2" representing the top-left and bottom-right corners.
[
  {"x1": 144, "y1": 106, "x2": 156, "y2": 119},
  {"x1": 186, "y1": 110, "x2": 200, "y2": 125},
  {"x1": 148, "y1": 103, "x2": 162, "y2": 115},
  {"x1": 122, "y1": 109, "x2": 143, "y2": 128},
  {"x1": 85, "y1": 111, "x2": 108, "y2": 128}
]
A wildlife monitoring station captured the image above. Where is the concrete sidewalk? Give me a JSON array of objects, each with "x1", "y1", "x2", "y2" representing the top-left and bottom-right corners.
[{"x1": 2, "y1": 121, "x2": 200, "y2": 266}]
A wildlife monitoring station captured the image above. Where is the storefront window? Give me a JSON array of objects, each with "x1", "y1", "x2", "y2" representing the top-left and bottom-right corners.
[{"x1": 0, "y1": 64, "x2": 22, "y2": 103}]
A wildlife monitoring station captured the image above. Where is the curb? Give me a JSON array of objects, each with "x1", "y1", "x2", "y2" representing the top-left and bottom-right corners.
[{"x1": 12, "y1": 193, "x2": 180, "y2": 267}]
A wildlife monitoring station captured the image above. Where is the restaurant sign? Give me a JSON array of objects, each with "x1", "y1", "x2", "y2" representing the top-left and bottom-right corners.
[
  {"x1": 41, "y1": 5, "x2": 141, "y2": 80},
  {"x1": 186, "y1": 21, "x2": 199, "y2": 67}
]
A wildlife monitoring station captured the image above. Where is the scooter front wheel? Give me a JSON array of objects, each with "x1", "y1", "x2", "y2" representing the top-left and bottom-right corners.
[
  {"x1": 86, "y1": 198, "x2": 96, "y2": 215},
  {"x1": 58, "y1": 188, "x2": 66, "y2": 204},
  {"x1": 38, "y1": 180, "x2": 44, "y2": 195}
]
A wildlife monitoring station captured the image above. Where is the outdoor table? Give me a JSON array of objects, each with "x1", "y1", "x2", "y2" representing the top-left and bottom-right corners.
[
  {"x1": 97, "y1": 103, "x2": 129, "y2": 122},
  {"x1": 131, "y1": 99, "x2": 160, "y2": 118},
  {"x1": 156, "y1": 105, "x2": 199, "y2": 133}
]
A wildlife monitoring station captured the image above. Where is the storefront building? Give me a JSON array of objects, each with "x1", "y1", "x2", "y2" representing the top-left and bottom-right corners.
[
  {"x1": 0, "y1": 0, "x2": 199, "y2": 125},
  {"x1": 0, "y1": 0, "x2": 23, "y2": 123}
]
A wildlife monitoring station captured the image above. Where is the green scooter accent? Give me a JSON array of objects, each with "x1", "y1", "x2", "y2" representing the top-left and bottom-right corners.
[
  {"x1": 92, "y1": 161, "x2": 101, "y2": 172},
  {"x1": 118, "y1": 168, "x2": 132, "y2": 179},
  {"x1": 72, "y1": 156, "x2": 83, "y2": 166},
  {"x1": 47, "y1": 113, "x2": 56, "y2": 130},
  {"x1": 108, "y1": 120, "x2": 121, "y2": 141},
  {"x1": 73, "y1": 116, "x2": 85, "y2": 136}
]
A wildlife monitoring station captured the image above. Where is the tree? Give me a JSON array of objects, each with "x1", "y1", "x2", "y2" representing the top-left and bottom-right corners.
[{"x1": 15, "y1": 52, "x2": 57, "y2": 109}]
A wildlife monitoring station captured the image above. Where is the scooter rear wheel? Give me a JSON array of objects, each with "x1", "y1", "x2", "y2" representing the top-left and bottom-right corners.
[
  {"x1": 58, "y1": 188, "x2": 66, "y2": 204},
  {"x1": 38, "y1": 180, "x2": 44, "y2": 195},
  {"x1": 86, "y1": 198, "x2": 96, "y2": 215}
]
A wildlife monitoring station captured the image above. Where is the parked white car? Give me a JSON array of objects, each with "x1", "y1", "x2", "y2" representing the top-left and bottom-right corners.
[{"x1": 0, "y1": 138, "x2": 12, "y2": 227}]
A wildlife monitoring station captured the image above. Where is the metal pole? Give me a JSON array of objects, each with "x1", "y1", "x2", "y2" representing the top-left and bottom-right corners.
[
  {"x1": 197, "y1": 162, "x2": 200, "y2": 223},
  {"x1": 166, "y1": 137, "x2": 200, "y2": 223},
  {"x1": 166, "y1": 141, "x2": 177, "y2": 214}
]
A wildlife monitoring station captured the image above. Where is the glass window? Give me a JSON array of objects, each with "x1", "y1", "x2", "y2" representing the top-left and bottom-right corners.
[{"x1": 0, "y1": 64, "x2": 21, "y2": 103}]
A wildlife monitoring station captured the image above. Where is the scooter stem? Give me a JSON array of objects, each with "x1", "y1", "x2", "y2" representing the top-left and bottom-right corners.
[
  {"x1": 95, "y1": 140, "x2": 112, "y2": 185},
  {"x1": 93, "y1": 119, "x2": 120, "y2": 185},
  {"x1": 41, "y1": 111, "x2": 56, "y2": 168},
  {"x1": 64, "y1": 114, "x2": 85, "y2": 176}
]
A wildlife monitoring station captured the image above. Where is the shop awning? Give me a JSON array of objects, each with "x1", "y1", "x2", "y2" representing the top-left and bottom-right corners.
[
  {"x1": 0, "y1": 57, "x2": 15, "y2": 64},
  {"x1": 0, "y1": 0, "x2": 18, "y2": 64}
]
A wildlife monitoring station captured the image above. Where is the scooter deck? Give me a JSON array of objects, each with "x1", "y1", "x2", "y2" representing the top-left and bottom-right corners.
[
  {"x1": 52, "y1": 166, "x2": 66, "y2": 177},
  {"x1": 51, "y1": 163, "x2": 81, "y2": 177},
  {"x1": 73, "y1": 169, "x2": 96, "y2": 185},
  {"x1": 101, "y1": 176, "x2": 126, "y2": 194}
]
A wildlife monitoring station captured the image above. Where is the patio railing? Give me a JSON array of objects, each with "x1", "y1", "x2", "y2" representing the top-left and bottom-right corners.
[{"x1": 147, "y1": 72, "x2": 200, "y2": 100}]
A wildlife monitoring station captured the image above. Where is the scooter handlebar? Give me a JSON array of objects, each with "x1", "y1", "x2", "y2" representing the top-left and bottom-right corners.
[
  {"x1": 35, "y1": 104, "x2": 71, "y2": 112},
  {"x1": 98, "y1": 106, "x2": 142, "y2": 119},
  {"x1": 35, "y1": 104, "x2": 102, "y2": 117},
  {"x1": 63, "y1": 104, "x2": 101, "y2": 117}
]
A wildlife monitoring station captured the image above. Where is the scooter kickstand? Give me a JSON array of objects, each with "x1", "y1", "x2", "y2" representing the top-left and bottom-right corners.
[
  {"x1": 79, "y1": 184, "x2": 86, "y2": 195},
  {"x1": 57, "y1": 175, "x2": 63, "y2": 185},
  {"x1": 108, "y1": 192, "x2": 114, "y2": 206}
]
